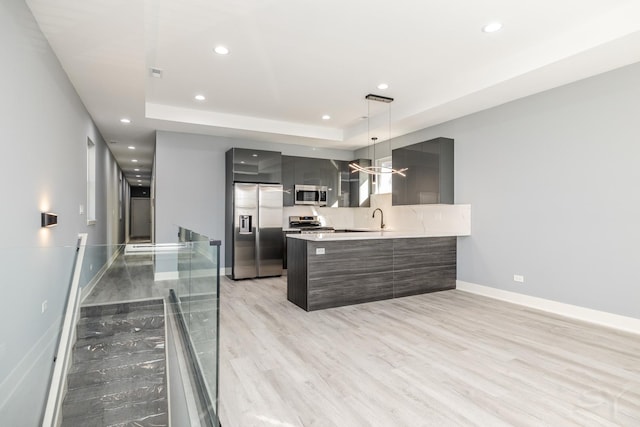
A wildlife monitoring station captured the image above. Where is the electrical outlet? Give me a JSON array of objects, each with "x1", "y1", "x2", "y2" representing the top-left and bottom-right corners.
[
  {"x1": 41, "y1": 300, "x2": 47, "y2": 313},
  {"x1": 316, "y1": 247, "x2": 325, "y2": 255},
  {"x1": 513, "y1": 274, "x2": 524, "y2": 283},
  {"x1": 79, "y1": 204, "x2": 84, "y2": 215}
]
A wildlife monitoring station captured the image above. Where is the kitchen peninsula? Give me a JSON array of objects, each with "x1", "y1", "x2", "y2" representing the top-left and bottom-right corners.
[{"x1": 287, "y1": 230, "x2": 467, "y2": 311}]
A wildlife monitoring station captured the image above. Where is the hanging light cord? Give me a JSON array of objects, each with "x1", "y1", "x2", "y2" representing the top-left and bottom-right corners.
[{"x1": 349, "y1": 94, "x2": 408, "y2": 177}]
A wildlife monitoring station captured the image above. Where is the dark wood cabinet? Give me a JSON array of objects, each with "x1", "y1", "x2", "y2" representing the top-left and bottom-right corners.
[
  {"x1": 287, "y1": 236, "x2": 457, "y2": 311},
  {"x1": 227, "y1": 148, "x2": 282, "y2": 184},
  {"x1": 392, "y1": 137, "x2": 454, "y2": 205},
  {"x1": 282, "y1": 156, "x2": 368, "y2": 207},
  {"x1": 282, "y1": 155, "x2": 295, "y2": 206}
]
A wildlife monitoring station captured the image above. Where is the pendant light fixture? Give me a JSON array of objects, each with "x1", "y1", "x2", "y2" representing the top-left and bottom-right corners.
[{"x1": 349, "y1": 94, "x2": 408, "y2": 177}]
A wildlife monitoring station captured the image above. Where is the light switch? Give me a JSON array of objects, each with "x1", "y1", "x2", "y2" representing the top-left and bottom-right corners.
[{"x1": 316, "y1": 247, "x2": 325, "y2": 255}]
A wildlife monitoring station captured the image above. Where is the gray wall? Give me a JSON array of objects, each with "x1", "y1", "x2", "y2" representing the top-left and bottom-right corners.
[
  {"x1": 0, "y1": 0, "x2": 125, "y2": 424},
  {"x1": 357, "y1": 61, "x2": 640, "y2": 319},
  {"x1": 155, "y1": 131, "x2": 355, "y2": 270}
]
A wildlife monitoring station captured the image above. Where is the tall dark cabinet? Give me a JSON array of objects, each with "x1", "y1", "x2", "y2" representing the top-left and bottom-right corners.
[{"x1": 392, "y1": 137, "x2": 454, "y2": 205}]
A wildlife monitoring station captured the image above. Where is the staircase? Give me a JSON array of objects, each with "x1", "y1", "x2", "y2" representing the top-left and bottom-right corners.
[{"x1": 60, "y1": 299, "x2": 168, "y2": 427}]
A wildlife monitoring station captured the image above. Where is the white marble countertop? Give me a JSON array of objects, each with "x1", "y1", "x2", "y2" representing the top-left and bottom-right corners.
[{"x1": 287, "y1": 229, "x2": 469, "y2": 241}]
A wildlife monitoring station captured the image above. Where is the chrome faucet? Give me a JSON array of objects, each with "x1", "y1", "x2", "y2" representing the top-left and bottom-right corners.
[{"x1": 372, "y1": 208, "x2": 385, "y2": 229}]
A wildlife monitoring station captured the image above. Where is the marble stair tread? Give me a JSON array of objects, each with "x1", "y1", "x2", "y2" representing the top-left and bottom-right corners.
[
  {"x1": 79, "y1": 304, "x2": 164, "y2": 324},
  {"x1": 61, "y1": 389, "x2": 167, "y2": 427},
  {"x1": 76, "y1": 314, "x2": 164, "y2": 340},
  {"x1": 188, "y1": 309, "x2": 217, "y2": 323},
  {"x1": 72, "y1": 330, "x2": 165, "y2": 363},
  {"x1": 69, "y1": 346, "x2": 165, "y2": 374},
  {"x1": 63, "y1": 373, "x2": 165, "y2": 405},
  {"x1": 178, "y1": 293, "x2": 217, "y2": 302},
  {"x1": 61, "y1": 408, "x2": 168, "y2": 427},
  {"x1": 188, "y1": 327, "x2": 218, "y2": 344},
  {"x1": 67, "y1": 355, "x2": 165, "y2": 390},
  {"x1": 61, "y1": 300, "x2": 168, "y2": 427},
  {"x1": 81, "y1": 299, "x2": 164, "y2": 319}
]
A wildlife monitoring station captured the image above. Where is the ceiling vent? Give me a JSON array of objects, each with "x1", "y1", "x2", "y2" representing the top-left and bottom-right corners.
[{"x1": 150, "y1": 68, "x2": 163, "y2": 78}]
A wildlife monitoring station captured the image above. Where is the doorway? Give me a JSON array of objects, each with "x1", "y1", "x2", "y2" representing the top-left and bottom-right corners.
[{"x1": 130, "y1": 197, "x2": 151, "y2": 241}]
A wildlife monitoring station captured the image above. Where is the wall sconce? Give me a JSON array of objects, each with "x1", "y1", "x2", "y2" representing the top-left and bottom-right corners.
[{"x1": 41, "y1": 212, "x2": 58, "y2": 227}]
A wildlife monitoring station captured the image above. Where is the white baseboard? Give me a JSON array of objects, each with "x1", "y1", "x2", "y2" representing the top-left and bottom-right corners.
[
  {"x1": 154, "y1": 268, "x2": 219, "y2": 282},
  {"x1": 155, "y1": 271, "x2": 179, "y2": 281},
  {"x1": 456, "y1": 280, "x2": 640, "y2": 335}
]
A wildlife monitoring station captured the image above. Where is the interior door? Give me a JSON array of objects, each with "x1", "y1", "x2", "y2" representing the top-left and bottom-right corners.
[{"x1": 130, "y1": 197, "x2": 151, "y2": 239}]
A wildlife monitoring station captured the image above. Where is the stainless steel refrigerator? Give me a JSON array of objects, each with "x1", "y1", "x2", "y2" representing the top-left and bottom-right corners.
[{"x1": 230, "y1": 183, "x2": 283, "y2": 279}]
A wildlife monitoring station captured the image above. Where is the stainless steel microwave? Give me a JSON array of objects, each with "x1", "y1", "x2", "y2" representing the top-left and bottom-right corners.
[{"x1": 294, "y1": 185, "x2": 328, "y2": 206}]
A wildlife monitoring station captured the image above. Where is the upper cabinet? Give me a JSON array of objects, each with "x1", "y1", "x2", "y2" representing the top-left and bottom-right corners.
[
  {"x1": 227, "y1": 148, "x2": 282, "y2": 184},
  {"x1": 392, "y1": 137, "x2": 454, "y2": 205},
  {"x1": 282, "y1": 156, "x2": 370, "y2": 207}
]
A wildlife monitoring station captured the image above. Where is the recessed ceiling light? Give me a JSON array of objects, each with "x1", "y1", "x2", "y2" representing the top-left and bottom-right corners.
[
  {"x1": 194, "y1": 94, "x2": 206, "y2": 101},
  {"x1": 132, "y1": 159, "x2": 138, "y2": 163},
  {"x1": 138, "y1": 184, "x2": 142, "y2": 186},
  {"x1": 377, "y1": 83, "x2": 389, "y2": 90},
  {"x1": 134, "y1": 168, "x2": 140, "y2": 172},
  {"x1": 120, "y1": 118, "x2": 131, "y2": 124},
  {"x1": 128, "y1": 146, "x2": 135, "y2": 150},
  {"x1": 322, "y1": 115, "x2": 331, "y2": 120},
  {"x1": 137, "y1": 180, "x2": 141, "y2": 182},
  {"x1": 482, "y1": 22, "x2": 503, "y2": 33},
  {"x1": 136, "y1": 175, "x2": 141, "y2": 177},
  {"x1": 252, "y1": 154, "x2": 258, "y2": 157},
  {"x1": 214, "y1": 46, "x2": 229, "y2": 55},
  {"x1": 240, "y1": 161, "x2": 245, "y2": 164}
]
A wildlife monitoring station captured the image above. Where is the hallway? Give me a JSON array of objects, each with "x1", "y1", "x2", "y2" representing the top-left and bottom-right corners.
[{"x1": 84, "y1": 252, "x2": 173, "y2": 305}]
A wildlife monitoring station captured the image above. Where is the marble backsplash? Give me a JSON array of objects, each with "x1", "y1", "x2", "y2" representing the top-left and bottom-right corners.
[{"x1": 283, "y1": 193, "x2": 470, "y2": 235}]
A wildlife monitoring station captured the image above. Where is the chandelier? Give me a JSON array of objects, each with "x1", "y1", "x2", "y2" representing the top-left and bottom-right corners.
[{"x1": 349, "y1": 94, "x2": 408, "y2": 177}]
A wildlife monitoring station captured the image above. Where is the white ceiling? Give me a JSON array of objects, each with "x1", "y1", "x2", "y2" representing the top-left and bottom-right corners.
[{"x1": 26, "y1": 0, "x2": 640, "y2": 187}]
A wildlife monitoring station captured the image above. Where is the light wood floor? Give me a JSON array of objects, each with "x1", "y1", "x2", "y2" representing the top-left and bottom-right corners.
[{"x1": 219, "y1": 276, "x2": 640, "y2": 427}]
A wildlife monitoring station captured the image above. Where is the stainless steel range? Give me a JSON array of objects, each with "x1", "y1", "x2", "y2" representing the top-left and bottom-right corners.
[
  {"x1": 288, "y1": 216, "x2": 335, "y2": 234},
  {"x1": 283, "y1": 216, "x2": 334, "y2": 269}
]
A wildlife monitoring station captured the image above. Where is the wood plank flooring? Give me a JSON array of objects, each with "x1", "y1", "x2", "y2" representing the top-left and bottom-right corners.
[{"x1": 219, "y1": 276, "x2": 640, "y2": 427}]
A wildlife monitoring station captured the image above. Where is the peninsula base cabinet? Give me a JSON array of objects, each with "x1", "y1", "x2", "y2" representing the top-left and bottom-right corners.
[{"x1": 287, "y1": 236, "x2": 456, "y2": 311}]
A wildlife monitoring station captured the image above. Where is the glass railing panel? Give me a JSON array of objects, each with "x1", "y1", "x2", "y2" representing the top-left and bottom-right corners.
[
  {"x1": 173, "y1": 227, "x2": 221, "y2": 426},
  {"x1": 0, "y1": 243, "x2": 77, "y2": 425},
  {"x1": 189, "y1": 234, "x2": 220, "y2": 422},
  {"x1": 15, "y1": 227, "x2": 222, "y2": 426},
  {"x1": 80, "y1": 240, "x2": 196, "y2": 306}
]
